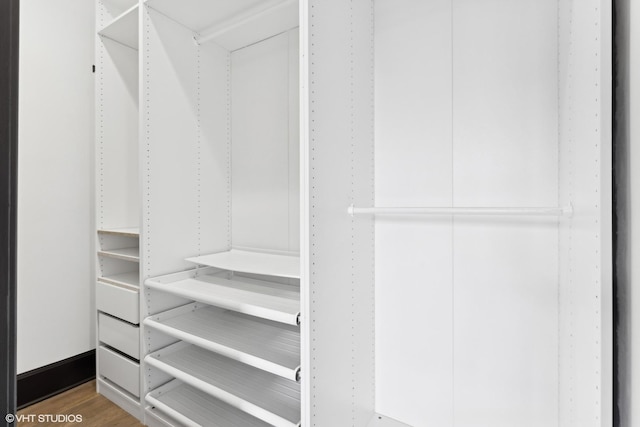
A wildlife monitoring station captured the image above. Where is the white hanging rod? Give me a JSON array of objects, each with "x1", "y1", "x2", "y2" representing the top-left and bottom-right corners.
[
  {"x1": 193, "y1": 0, "x2": 296, "y2": 46},
  {"x1": 348, "y1": 205, "x2": 573, "y2": 217}
]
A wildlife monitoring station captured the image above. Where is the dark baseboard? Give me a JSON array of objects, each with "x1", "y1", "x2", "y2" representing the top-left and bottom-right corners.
[{"x1": 17, "y1": 350, "x2": 96, "y2": 409}]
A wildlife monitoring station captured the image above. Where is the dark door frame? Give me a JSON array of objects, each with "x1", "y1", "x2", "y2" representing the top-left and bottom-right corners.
[
  {"x1": 612, "y1": 1, "x2": 628, "y2": 426},
  {"x1": 0, "y1": 0, "x2": 19, "y2": 425}
]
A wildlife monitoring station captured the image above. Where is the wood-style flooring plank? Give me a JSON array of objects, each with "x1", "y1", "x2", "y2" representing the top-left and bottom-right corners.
[{"x1": 17, "y1": 380, "x2": 143, "y2": 427}]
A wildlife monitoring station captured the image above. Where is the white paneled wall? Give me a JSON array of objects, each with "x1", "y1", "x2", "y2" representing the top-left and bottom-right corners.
[
  {"x1": 374, "y1": 1, "x2": 610, "y2": 427},
  {"x1": 374, "y1": 1, "x2": 453, "y2": 424},
  {"x1": 453, "y1": 2, "x2": 558, "y2": 426},
  {"x1": 231, "y1": 30, "x2": 300, "y2": 254}
]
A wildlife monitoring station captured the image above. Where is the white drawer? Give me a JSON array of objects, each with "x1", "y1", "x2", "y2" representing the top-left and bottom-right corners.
[
  {"x1": 96, "y1": 280, "x2": 139, "y2": 324},
  {"x1": 98, "y1": 345, "x2": 140, "y2": 398},
  {"x1": 99, "y1": 313, "x2": 140, "y2": 359}
]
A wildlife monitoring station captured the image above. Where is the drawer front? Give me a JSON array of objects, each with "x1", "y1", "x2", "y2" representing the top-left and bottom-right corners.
[
  {"x1": 96, "y1": 281, "x2": 139, "y2": 324},
  {"x1": 99, "y1": 313, "x2": 140, "y2": 359},
  {"x1": 98, "y1": 345, "x2": 140, "y2": 398}
]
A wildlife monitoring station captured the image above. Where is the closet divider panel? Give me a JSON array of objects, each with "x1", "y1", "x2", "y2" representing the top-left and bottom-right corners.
[
  {"x1": 451, "y1": 2, "x2": 560, "y2": 426},
  {"x1": 304, "y1": 0, "x2": 375, "y2": 425},
  {"x1": 288, "y1": 29, "x2": 301, "y2": 254},
  {"x1": 373, "y1": 1, "x2": 454, "y2": 426},
  {"x1": 558, "y1": 1, "x2": 613, "y2": 426}
]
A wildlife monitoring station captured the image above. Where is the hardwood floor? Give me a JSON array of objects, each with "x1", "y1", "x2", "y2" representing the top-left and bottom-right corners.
[{"x1": 16, "y1": 380, "x2": 144, "y2": 427}]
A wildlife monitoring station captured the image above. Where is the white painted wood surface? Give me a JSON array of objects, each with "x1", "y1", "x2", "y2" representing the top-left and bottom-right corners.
[
  {"x1": 98, "y1": 227, "x2": 140, "y2": 237},
  {"x1": 231, "y1": 29, "x2": 299, "y2": 253},
  {"x1": 186, "y1": 249, "x2": 300, "y2": 279},
  {"x1": 98, "y1": 247, "x2": 140, "y2": 262},
  {"x1": 374, "y1": 1, "x2": 453, "y2": 424},
  {"x1": 303, "y1": 1, "x2": 376, "y2": 425},
  {"x1": 146, "y1": 271, "x2": 300, "y2": 325},
  {"x1": 98, "y1": 313, "x2": 140, "y2": 359},
  {"x1": 146, "y1": 380, "x2": 272, "y2": 427},
  {"x1": 373, "y1": 1, "x2": 610, "y2": 426},
  {"x1": 146, "y1": 342, "x2": 300, "y2": 427},
  {"x1": 98, "y1": 4, "x2": 138, "y2": 49},
  {"x1": 96, "y1": 280, "x2": 140, "y2": 324},
  {"x1": 99, "y1": 345, "x2": 140, "y2": 397},
  {"x1": 144, "y1": 303, "x2": 300, "y2": 381},
  {"x1": 99, "y1": 271, "x2": 140, "y2": 288}
]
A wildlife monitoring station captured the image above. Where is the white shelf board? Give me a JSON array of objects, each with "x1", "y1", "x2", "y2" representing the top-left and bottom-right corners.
[
  {"x1": 146, "y1": 0, "x2": 274, "y2": 33},
  {"x1": 186, "y1": 249, "x2": 300, "y2": 279},
  {"x1": 145, "y1": 272, "x2": 299, "y2": 325},
  {"x1": 194, "y1": 0, "x2": 298, "y2": 51},
  {"x1": 147, "y1": 380, "x2": 272, "y2": 427},
  {"x1": 98, "y1": 227, "x2": 140, "y2": 238},
  {"x1": 98, "y1": 247, "x2": 140, "y2": 263},
  {"x1": 99, "y1": 271, "x2": 140, "y2": 288},
  {"x1": 368, "y1": 414, "x2": 413, "y2": 427},
  {"x1": 98, "y1": 4, "x2": 139, "y2": 50},
  {"x1": 146, "y1": 342, "x2": 300, "y2": 427},
  {"x1": 144, "y1": 303, "x2": 300, "y2": 381}
]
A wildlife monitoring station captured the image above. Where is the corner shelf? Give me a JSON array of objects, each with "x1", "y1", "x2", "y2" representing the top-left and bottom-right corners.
[
  {"x1": 98, "y1": 247, "x2": 140, "y2": 263},
  {"x1": 145, "y1": 269, "x2": 300, "y2": 325},
  {"x1": 146, "y1": 380, "x2": 272, "y2": 427},
  {"x1": 98, "y1": 4, "x2": 139, "y2": 50},
  {"x1": 146, "y1": 342, "x2": 300, "y2": 427},
  {"x1": 186, "y1": 249, "x2": 300, "y2": 279},
  {"x1": 143, "y1": 303, "x2": 300, "y2": 381}
]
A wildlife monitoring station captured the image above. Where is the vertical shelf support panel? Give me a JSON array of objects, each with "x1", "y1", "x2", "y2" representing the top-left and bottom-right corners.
[
  {"x1": 303, "y1": 1, "x2": 375, "y2": 425},
  {"x1": 558, "y1": 1, "x2": 613, "y2": 426}
]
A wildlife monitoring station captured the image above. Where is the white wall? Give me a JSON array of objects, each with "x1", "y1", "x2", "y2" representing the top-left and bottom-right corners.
[{"x1": 18, "y1": 0, "x2": 95, "y2": 374}]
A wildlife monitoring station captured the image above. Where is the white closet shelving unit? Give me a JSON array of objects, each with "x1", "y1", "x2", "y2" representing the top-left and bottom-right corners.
[
  {"x1": 141, "y1": 1, "x2": 302, "y2": 425},
  {"x1": 95, "y1": 0, "x2": 142, "y2": 420},
  {"x1": 94, "y1": 1, "x2": 613, "y2": 426}
]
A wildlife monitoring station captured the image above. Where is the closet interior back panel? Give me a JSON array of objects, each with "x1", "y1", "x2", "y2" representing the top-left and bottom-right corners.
[
  {"x1": 231, "y1": 29, "x2": 300, "y2": 254},
  {"x1": 372, "y1": 1, "x2": 610, "y2": 427},
  {"x1": 374, "y1": 1, "x2": 454, "y2": 424},
  {"x1": 97, "y1": 12, "x2": 139, "y2": 229}
]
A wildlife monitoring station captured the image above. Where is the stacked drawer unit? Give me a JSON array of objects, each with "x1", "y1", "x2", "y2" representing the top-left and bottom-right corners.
[
  {"x1": 96, "y1": 228, "x2": 141, "y2": 414},
  {"x1": 142, "y1": 251, "x2": 301, "y2": 427}
]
